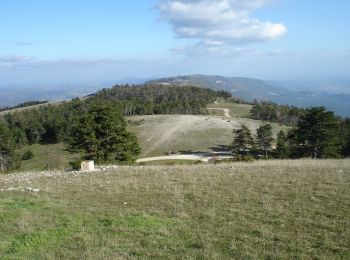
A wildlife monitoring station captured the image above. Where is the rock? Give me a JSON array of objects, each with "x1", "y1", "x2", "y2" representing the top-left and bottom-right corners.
[{"x1": 81, "y1": 161, "x2": 95, "y2": 172}]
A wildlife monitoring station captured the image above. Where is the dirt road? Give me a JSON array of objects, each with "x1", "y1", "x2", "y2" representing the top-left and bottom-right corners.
[
  {"x1": 207, "y1": 108, "x2": 230, "y2": 117},
  {"x1": 136, "y1": 153, "x2": 233, "y2": 163}
]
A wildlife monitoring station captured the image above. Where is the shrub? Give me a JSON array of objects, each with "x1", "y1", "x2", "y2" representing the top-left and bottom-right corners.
[
  {"x1": 68, "y1": 159, "x2": 82, "y2": 170},
  {"x1": 22, "y1": 150, "x2": 34, "y2": 161}
]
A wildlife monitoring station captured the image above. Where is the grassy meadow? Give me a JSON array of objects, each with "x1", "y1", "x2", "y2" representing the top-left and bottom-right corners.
[
  {"x1": 17, "y1": 143, "x2": 78, "y2": 172},
  {"x1": 128, "y1": 115, "x2": 286, "y2": 157},
  {"x1": 0, "y1": 160, "x2": 349, "y2": 259}
]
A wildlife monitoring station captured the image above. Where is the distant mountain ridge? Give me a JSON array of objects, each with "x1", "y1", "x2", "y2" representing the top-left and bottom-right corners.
[
  {"x1": 0, "y1": 75, "x2": 349, "y2": 117},
  {"x1": 147, "y1": 75, "x2": 350, "y2": 117},
  {"x1": 147, "y1": 75, "x2": 284, "y2": 102}
]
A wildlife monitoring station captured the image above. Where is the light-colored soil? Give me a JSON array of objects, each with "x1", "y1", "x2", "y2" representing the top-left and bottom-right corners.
[
  {"x1": 136, "y1": 153, "x2": 233, "y2": 163},
  {"x1": 207, "y1": 108, "x2": 230, "y2": 117},
  {"x1": 128, "y1": 115, "x2": 287, "y2": 157}
]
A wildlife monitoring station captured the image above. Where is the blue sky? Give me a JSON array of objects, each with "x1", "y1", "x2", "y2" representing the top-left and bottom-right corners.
[{"x1": 0, "y1": 0, "x2": 349, "y2": 85}]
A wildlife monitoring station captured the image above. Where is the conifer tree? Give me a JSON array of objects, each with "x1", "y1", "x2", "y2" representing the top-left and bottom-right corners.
[
  {"x1": 256, "y1": 123, "x2": 274, "y2": 158},
  {"x1": 274, "y1": 130, "x2": 290, "y2": 158},
  {"x1": 342, "y1": 118, "x2": 350, "y2": 157},
  {"x1": 0, "y1": 122, "x2": 20, "y2": 171},
  {"x1": 232, "y1": 124, "x2": 254, "y2": 157},
  {"x1": 67, "y1": 103, "x2": 141, "y2": 164},
  {"x1": 294, "y1": 107, "x2": 341, "y2": 158}
]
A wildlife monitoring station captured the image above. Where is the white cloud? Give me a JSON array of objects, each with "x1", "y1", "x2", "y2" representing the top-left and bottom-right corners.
[
  {"x1": 158, "y1": 0, "x2": 287, "y2": 55},
  {"x1": 0, "y1": 55, "x2": 34, "y2": 64}
]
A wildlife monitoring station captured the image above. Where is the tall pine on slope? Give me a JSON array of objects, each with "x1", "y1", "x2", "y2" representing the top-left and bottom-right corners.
[
  {"x1": 0, "y1": 122, "x2": 20, "y2": 171},
  {"x1": 274, "y1": 130, "x2": 290, "y2": 159},
  {"x1": 342, "y1": 118, "x2": 350, "y2": 157},
  {"x1": 67, "y1": 103, "x2": 141, "y2": 164},
  {"x1": 256, "y1": 123, "x2": 274, "y2": 158},
  {"x1": 294, "y1": 107, "x2": 341, "y2": 158},
  {"x1": 232, "y1": 124, "x2": 255, "y2": 157}
]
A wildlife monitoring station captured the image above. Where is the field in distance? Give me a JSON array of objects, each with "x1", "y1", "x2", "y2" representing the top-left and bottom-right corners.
[
  {"x1": 207, "y1": 101, "x2": 253, "y2": 118},
  {"x1": 0, "y1": 160, "x2": 349, "y2": 259},
  {"x1": 128, "y1": 113, "x2": 285, "y2": 158}
]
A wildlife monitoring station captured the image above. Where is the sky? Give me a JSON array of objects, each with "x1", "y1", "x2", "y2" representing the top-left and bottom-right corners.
[{"x1": 0, "y1": 0, "x2": 349, "y2": 86}]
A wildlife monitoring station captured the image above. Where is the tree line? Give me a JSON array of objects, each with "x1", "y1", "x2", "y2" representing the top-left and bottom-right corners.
[
  {"x1": 250, "y1": 101, "x2": 305, "y2": 126},
  {"x1": 0, "y1": 100, "x2": 48, "y2": 112},
  {"x1": 232, "y1": 107, "x2": 350, "y2": 159},
  {"x1": 91, "y1": 84, "x2": 231, "y2": 115}
]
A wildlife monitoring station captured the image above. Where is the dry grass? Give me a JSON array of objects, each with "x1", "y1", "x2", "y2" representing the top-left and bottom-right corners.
[
  {"x1": 128, "y1": 115, "x2": 286, "y2": 157},
  {"x1": 0, "y1": 160, "x2": 349, "y2": 259}
]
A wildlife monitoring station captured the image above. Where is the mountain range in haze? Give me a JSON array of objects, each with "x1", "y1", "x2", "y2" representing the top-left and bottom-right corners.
[
  {"x1": 148, "y1": 75, "x2": 350, "y2": 117},
  {"x1": 1, "y1": 75, "x2": 349, "y2": 117}
]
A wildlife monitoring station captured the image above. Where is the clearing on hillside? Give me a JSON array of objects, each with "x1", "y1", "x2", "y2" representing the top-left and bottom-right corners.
[
  {"x1": 128, "y1": 114, "x2": 285, "y2": 157},
  {"x1": 207, "y1": 101, "x2": 253, "y2": 117}
]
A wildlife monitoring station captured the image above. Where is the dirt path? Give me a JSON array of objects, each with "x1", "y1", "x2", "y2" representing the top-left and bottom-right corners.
[
  {"x1": 137, "y1": 154, "x2": 210, "y2": 163},
  {"x1": 207, "y1": 108, "x2": 230, "y2": 117},
  {"x1": 136, "y1": 153, "x2": 233, "y2": 163}
]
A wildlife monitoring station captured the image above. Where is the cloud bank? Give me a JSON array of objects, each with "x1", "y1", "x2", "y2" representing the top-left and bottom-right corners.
[
  {"x1": 0, "y1": 55, "x2": 35, "y2": 64},
  {"x1": 158, "y1": 0, "x2": 287, "y2": 55}
]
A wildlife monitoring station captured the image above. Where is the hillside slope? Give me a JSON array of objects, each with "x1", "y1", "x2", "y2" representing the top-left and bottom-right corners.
[
  {"x1": 1, "y1": 160, "x2": 349, "y2": 258},
  {"x1": 128, "y1": 114, "x2": 286, "y2": 157}
]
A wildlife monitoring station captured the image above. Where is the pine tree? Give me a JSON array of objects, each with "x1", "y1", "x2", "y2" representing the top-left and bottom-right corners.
[
  {"x1": 232, "y1": 124, "x2": 254, "y2": 157},
  {"x1": 0, "y1": 122, "x2": 21, "y2": 171},
  {"x1": 342, "y1": 118, "x2": 350, "y2": 157},
  {"x1": 274, "y1": 130, "x2": 290, "y2": 158},
  {"x1": 67, "y1": 103, "x2": 141, "y2": 164},
  {"x1": 295, "y1": 107, "x2": 341, "y2": 158},
  {"x1": 256, "y1": 123, "x2": 274, "y2": 158}
]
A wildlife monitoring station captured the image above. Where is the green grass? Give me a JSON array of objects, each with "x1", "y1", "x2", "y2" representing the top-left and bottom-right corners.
[
  {"x1": 207, "y1": 101, "x2": 253, "y2": 117},
  {"x1": 17, "y1": 143, "x2": 78, "y2": 171},
  {"x1": 1, "y1": 160, "x2": 349, "y2": 258}
]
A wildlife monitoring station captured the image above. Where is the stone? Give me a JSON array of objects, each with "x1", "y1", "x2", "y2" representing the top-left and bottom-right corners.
[{"x1": 81, "y1": 160, "x2": 95, "y2": 172}]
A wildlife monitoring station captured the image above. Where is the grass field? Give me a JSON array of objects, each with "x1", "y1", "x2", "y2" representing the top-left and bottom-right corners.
[
  {"x1": 207, "y1": 102, "x2": 253, "y2": 118},
  {"x1": 17, "y1": 143, "x2": 78, "y2": 172},
  {"x1": 128, "y1": 115, "x2": 286, "y2": 157},
  {"x1": 1, "y1": 160, "x2": 349, "y2": 259}
]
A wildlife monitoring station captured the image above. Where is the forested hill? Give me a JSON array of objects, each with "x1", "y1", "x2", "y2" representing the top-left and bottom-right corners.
[
  {"x1": 148, "y1": 75, "x2": 350, "y2": 117},
  {"x1": 0, "y1": 84, "x2": 230, "y2": 148},
  {"x1": 89, "y1": 84, "x2": 231, "y2": 115}
]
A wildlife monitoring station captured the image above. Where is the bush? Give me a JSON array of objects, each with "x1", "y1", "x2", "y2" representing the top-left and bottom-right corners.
[
  {"x1": 68, "y1": 159, "x2": 82, "y2": 170},
  {"x1": 22, "y1": 150, "x2": 34, "y2": 160}
]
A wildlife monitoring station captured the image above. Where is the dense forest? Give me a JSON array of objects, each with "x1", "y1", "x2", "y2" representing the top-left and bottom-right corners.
[
  {"x1": 250, "y1": 101, "x2": 305, "y2": 126},
  {"x1": 91, "y1": 84, "x2": 231, "y2": 115}
]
